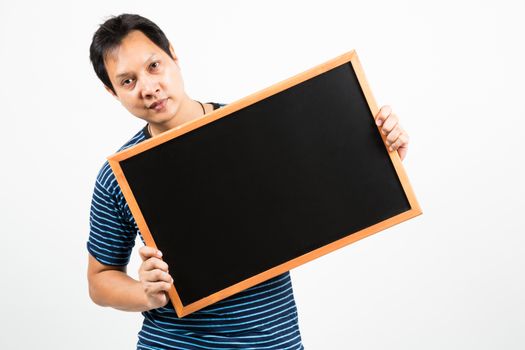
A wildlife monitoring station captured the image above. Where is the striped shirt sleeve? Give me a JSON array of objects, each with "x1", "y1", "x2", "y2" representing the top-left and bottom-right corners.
[{"x1": 87, "y1": 161, "x2": 137, "y2": 266}]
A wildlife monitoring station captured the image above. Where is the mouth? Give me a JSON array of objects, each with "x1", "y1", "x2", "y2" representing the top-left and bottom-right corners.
[{"x1": 148, "y1": 98, "x2": 168, "y2": 111}]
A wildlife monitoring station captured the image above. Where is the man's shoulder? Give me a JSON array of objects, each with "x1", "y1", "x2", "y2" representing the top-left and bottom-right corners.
[
  {"x1": 94, "y1": 127, "x2": 148, "y2": 194},
  {"x1": 117, "y1": 126, "x2": 148, "y2": 152}
]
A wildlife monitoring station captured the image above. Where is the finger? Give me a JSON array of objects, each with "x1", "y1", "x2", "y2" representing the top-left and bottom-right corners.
[
  {"x1": 141, "y1": 257, "x2": 169, "y2": 273},
  {"x1": 388, "y1": 138, "x2": 400, "y2": 152},
  {"x1": 144, "y1": 281, "x2": 173, "y2": 295},
  {"x1": 381, "y1": 113, "x2": 398, "y2": 135},
  {"x1": 385, "y1": 125, "x2": 403, "y2": 146},
  {"x1": 139, "y1": 245, "x2": 163, "y2": 261},
  {"x1": 389, "y1": 133, "x2": 409, "y2": 152},
  {"x1": 141, "y1": 269, "x2": 173, "y2": 283},
  {"x1": 375, "y1": 105, "x2": 391, "y2": 126},
  {"x1": 397, "y1": 142, "x2": 409, "y2": 161}
]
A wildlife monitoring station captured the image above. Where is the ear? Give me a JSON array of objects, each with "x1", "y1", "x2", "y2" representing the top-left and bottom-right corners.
[
  {"x1": 169, "y1": 43, "x2": 179, "y2": 63},
  {"x1": 104, "y1": 85, "x2": 119, "y2": 100}
]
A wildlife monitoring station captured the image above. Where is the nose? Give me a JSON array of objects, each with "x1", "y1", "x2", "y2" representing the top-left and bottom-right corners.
[{"x1": 139, "y1": 76, "x2": 161, "y2": 100}]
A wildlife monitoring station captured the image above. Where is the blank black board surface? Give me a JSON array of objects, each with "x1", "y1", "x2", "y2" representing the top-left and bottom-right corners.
[{"x1": 110, "y1": 50, "x2": 421, "y2": 317}]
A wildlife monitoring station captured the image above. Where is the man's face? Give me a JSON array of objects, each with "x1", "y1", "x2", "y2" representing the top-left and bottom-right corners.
[{"x1": 104, "y1": 30, "x2": 186, "y2": 125}]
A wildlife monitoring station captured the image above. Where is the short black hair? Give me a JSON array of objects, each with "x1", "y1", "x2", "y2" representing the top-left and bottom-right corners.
[{"x1": 89, "y1": 14, "x2": 174, "y2": 94}]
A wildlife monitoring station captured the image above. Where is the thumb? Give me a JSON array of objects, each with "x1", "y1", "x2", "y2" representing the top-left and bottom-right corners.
[{"x1": 139, "y1": 245, "x2": 163, "y2": 261}]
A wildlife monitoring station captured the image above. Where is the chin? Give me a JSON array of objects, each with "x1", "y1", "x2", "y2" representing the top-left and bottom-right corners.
[{"x1": 148, "y1": 111, "x2": 176, "y2": 125}]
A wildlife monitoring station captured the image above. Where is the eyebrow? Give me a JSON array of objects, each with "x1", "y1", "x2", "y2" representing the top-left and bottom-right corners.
[{"x1": 114, "y1": 54, "x2": 157, "y2": 80}]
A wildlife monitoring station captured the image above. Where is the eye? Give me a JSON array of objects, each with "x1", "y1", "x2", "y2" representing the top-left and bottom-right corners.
[
  {"x1": 121, "y1": 78, "x2": 135, "y2": 87},
  {"x1": 149, "y1": 61, "x2": 160, "y2": 70}
]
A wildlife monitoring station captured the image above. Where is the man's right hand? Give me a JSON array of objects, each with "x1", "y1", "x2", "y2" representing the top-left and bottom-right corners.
[{"x1": 138, "y1": 246, "x2": 173, "y2": 310}]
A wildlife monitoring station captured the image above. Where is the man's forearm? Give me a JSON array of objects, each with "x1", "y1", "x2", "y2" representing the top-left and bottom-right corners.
[{"x1": 89, "y1": 270, "x2": 151, "y2": 312}]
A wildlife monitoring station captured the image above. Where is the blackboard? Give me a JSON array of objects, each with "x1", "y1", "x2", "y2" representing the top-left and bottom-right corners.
[{"x1": 108, "y1": 50, "x2": 422, "y2": 317}]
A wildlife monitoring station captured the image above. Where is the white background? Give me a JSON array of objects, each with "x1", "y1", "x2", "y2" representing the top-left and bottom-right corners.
[{"x1": 1, "y1": 1, "x2": 524, "y2": 349}]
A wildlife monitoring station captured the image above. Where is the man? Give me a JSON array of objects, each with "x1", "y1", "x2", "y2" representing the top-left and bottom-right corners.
[{"x1": 87, "y1": 13, "x2": 409, "y2": 350}]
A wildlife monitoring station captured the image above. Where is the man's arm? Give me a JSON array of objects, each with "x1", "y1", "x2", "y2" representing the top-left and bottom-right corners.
[{"x1": 87, "y1": 246, "x2": 173, "y2": 312}]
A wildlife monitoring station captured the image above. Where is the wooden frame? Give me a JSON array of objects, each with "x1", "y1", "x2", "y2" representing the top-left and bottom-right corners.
[{"x1": 108, "y1": 50, "x2": 422, "y2": 317}]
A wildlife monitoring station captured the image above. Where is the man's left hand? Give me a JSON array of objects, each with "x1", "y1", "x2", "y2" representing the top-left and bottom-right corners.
[{"x1": 374, "y1": 105, "x2": 409, "y2": 161}]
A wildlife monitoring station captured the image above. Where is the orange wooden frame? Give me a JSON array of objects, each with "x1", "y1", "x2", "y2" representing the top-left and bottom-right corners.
[{"x1": 108, "y1": 50, "x2": 422, "y2": 317}]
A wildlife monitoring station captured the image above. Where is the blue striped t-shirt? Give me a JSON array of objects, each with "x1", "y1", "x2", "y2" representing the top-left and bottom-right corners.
[{"x1": 87, "y1": 102, "x2": 304, "y2": 349}]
